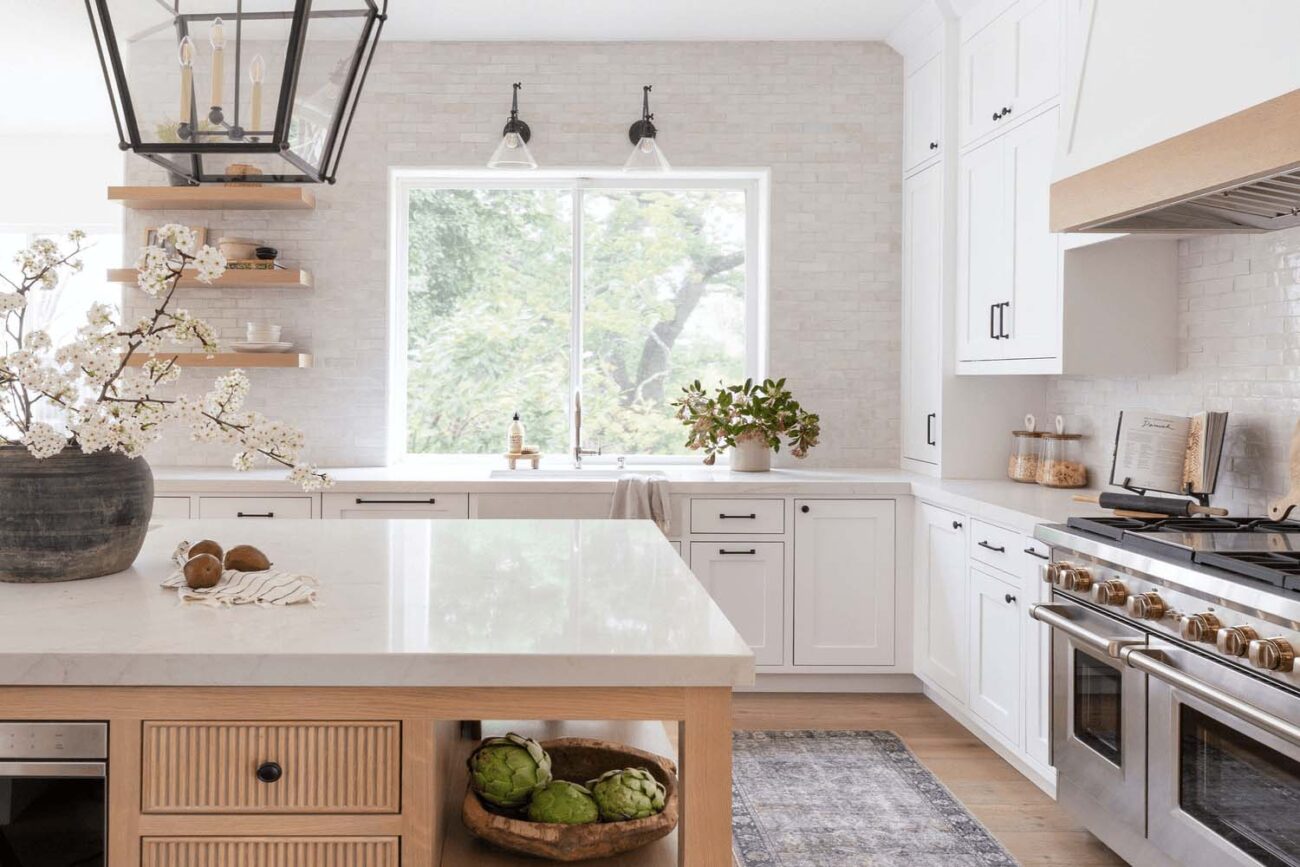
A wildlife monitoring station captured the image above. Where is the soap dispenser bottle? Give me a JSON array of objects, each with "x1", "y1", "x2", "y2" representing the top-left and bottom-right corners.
[{"x1": 508, "y1": 413, "x2": 525, "y2": 455}]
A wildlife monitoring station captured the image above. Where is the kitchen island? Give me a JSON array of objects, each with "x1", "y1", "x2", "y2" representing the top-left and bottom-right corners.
[{"x1": 0, "y1": 518, "x2": 752, "y2": 866}]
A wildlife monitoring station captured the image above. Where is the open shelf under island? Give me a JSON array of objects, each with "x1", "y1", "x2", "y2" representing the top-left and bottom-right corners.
[
  {"x1": 107, "y1": 268, "x2": 313, "y2": 289},
  {"x1": 107, "y1": 185, "x2": 317, "y2": 211},
  {"x1": 123, "y1": 352, "x2": 313, "y2": 369},
  {"x1": 0, "y1": 519, "x2": 752, "y2": 867}
]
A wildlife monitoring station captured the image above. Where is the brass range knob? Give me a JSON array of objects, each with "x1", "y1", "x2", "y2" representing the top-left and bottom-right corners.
[
  {"x1": 1179, "y1": 613, "x2": 1222, "y2": 644},
  {"x1": 1090, "y1": 580, "x2": 1129, "y2": 606},
  {"x1": 1045, "y1": 562, "x2": 1072, "y2": 585},
  {"x1": 1126, "y1": 592, "x2": 1167, "y2": 620},
  {"x1": 1061, "y1": 566, "x2": 1094, "y2": 592},
  {"x1": 1247, "y1": 637, "x2": 1296, "y2": 672},
  {"x1": 1216, "y1": 625, "x2": 1259, "y2": 657}
]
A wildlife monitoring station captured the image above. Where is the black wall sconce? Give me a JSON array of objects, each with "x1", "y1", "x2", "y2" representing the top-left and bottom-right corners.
[
  {"x1": 625, "y1": 85, "x2": 670, "y2": 171},
  {"x1": 488, "y1": 82, "x2": 537, "y2": 169}
]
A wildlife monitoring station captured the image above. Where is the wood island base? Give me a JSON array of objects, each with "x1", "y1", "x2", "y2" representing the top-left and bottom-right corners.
[{"x1": 0, "y1": 685, "x2": 733, "y2": 867}]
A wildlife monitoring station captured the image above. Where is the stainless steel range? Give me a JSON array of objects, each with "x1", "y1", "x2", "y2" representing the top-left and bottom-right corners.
[{"x1": 1033, "y1": 516, "x2": 1300, "y2": 867}]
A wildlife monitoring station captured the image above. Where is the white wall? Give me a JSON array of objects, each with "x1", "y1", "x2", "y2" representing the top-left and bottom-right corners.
[
  {"x1": 1047, "y1": 227, "x2": 1300, "y2": 515},
  {"x1": 0, "y1": 134, "x2": 123, "y2": 230},
  {"x1": 119, "y1": 40, "x2": 904, "y2": 468}
]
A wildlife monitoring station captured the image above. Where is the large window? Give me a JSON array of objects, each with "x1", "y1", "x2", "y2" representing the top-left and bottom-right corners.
[{"x1": 391, "y1": 172, "x2": 765, "y2": 459}]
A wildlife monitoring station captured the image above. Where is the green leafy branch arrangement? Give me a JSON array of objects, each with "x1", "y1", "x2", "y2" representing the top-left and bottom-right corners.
[{"x1": 672, "y1": 378, "x2": 821, "y2": 465}]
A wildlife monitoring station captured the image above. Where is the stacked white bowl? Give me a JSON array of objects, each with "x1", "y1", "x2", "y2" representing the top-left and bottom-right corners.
[{"x1": 246, "y1": 323, "x2": 282, "y2": 343}]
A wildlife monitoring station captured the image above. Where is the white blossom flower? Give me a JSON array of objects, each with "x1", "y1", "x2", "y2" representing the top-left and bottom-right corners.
[
  {"x1": 0, "y1": 292, "x2": 26, "y2": 312},
  {"x1": 21, "y1": 422, "x2": 67, "y2": 459},
  {"x1": 192, "y1": 245, "x2": 227, "y2": 284}
]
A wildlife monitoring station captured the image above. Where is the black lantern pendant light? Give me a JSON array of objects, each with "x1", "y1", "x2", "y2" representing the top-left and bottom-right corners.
[
  {"x1": 625, "y1": 85, "x2": 670, "y2": 172},
  {"x1": 488, "y1": 82, "x2": 537, "y2": 169},
  {"x1": 84, "y1": 0, "x2": 388, "y2": 184}
]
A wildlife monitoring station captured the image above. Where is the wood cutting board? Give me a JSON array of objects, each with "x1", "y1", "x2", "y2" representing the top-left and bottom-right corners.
[{"x1": 1268, "y1": 420, "x2": 1300, "y2": 521}]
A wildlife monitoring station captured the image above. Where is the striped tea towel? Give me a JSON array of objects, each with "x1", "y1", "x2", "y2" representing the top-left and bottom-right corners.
[{"x1": 164, "y1": 541, "x2": 318, "y2": 607}]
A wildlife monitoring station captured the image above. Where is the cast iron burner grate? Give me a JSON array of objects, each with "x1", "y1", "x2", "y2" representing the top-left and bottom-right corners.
[{"x1": 1194, "y1": 551, "x2": 1300, "y2": 593}]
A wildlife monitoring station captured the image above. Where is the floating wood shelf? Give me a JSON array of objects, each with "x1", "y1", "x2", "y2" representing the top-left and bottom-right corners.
[
  {"x1": 124, "y1": 352, "x2": 313, "y2": 369},
  {"x1": 107, "y1": 268, "x2": 312, "y2": 289},
  {"x1": 107, "y1": 186, "x2": 316, "y2": 211}
]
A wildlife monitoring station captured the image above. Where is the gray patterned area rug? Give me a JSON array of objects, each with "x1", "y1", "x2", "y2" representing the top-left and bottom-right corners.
[{"x1": 732, "y1": 730, "x2": 1018, "y2": 867}]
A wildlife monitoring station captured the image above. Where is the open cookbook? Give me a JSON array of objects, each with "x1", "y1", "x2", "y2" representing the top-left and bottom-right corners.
[{"x1": 1109, "y1": 410, "x2": 1228, "y2": 497}]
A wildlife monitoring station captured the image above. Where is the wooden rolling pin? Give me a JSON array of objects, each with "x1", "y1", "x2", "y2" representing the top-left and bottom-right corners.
[{"x1": 1072, "y1": 493, "x2": 1228, "y2": 517}]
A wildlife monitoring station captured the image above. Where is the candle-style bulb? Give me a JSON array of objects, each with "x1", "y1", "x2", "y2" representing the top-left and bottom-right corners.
[
  {"x1": 210, "y1": 17, "x2": 225, "y2": 49},
  {"x1": 178, "y1": 35, "x2": 194, "y2": 67},
  {"x1": 249, "y1": 54, "x2": 264, "y2": 83}
]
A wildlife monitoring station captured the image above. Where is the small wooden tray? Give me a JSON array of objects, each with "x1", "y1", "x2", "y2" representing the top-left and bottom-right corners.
[
  {"x1": 461, "y1": 738, "x2": 679, "y2": 862},
  {"x1": 502, "y1": 452, "x2": 540, "y2": 470}
]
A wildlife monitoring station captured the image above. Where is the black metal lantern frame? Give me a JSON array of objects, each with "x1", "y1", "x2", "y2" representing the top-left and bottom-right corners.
[{"x1": 85, "y1": 0, "x2": 387, "y2": 184}]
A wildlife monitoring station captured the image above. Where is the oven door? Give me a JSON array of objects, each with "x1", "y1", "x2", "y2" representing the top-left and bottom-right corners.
[
  {"x1": 1032, "y1": 596, "x2": 1147, "y2": 842},
  {"x1": 0, "y1": 761, "x2": 106, "y2": 867},
  {"x1": 1133, "y1": 637, "x2": 1300, "y2": 867}
]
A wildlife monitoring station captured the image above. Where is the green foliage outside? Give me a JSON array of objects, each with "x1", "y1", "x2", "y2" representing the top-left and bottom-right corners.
[{"x1": 405, "y1": 186, "x2": 746, "y2": 456}]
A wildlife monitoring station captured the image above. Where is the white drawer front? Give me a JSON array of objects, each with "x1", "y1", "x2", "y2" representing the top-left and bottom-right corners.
[
  {"x1": 1015, "y1": 534, "x2": 1051, "y2": 584},
  {"x1": 689, "y1": 542, "x2": 784, "y2": 666},
  {"x1": 322, "y1": 493, "x2": 469, "y2": 519},
  {"x1": 152, "y1": 497, "x2": 191, "y2": 519},
  {"x1": 197, "y1": 497, "x2": 314, "y2": 520},
  {"x1": 690, "y1": 499, "x2": 784, "y2": 534},
  {"x1": 969, "y1": 519, "x2": 1019, "y2": 570}
]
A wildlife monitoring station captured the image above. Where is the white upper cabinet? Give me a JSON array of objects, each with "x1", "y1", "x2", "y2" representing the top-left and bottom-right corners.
[
  {"x1": 793, "y1": 499, "x2": 896, "y2": 666},
  {"x1": 903, "y1": 53, "x2": 944, "y2": 174},
  {"x1": 960, "y1": 0, "x2": 1061, "y2": 149},
  {"x1": 901, "y1": 163, "x2": 944, "y2": 465},
  {"x1": 1001, "y1": 106, "x2": 1061, "y2": 360},
  {"x1": 956, "y1": 130, "x2": 1009, "y2": 362}
]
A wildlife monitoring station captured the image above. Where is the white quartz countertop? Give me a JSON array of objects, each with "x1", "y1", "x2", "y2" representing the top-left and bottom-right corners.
[
  {"x1": 0, "y1": 519, "x2": 755, "y2": 689},
  {"x1": 152, "y1": 463, "x2": 1106, "y2": 532}
]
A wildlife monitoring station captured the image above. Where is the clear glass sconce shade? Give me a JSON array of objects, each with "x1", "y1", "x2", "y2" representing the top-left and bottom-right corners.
[
  {"x1": 488, "y1": 130, "x2": 538, "y2": 169},
  {"x1": 624, "y1": 136, "x2": 671, "y2": 172}
]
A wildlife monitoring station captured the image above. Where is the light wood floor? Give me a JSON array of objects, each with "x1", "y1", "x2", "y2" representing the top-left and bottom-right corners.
[{"x1": 732, "y1": 693, "x2": 1128, "y2": 867}]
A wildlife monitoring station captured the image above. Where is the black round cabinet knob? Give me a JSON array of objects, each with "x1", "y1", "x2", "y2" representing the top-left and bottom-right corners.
[
  {"x1": 256, "y1": 761, "x2": 283, "y2": 784},
  {"x1": 801, "y1": 505, "x2": 810, "y2": 513}
]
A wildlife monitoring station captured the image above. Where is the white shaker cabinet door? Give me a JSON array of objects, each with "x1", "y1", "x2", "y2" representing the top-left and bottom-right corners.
[
  {"x1": 960, "y1": 8, "x2": 1015, "y2": 146},
  {"x1": 914, "y1": 504, "x2": 969, "y2": 702},
  {"x1": 901, "y1": 163, "x2": 945, "y2": 465},
  {"x1": 969, "y1": 566, "x2": 1023, "y2": 746},
  {"x1": 1002, "y1": 106, "x2": 1062, "y2": 361},
  {"x1": 792, "y1": 500, "x2": 896, "y2": 666},
  {"x1": 956, "y1": 134, "x2": 1010, "y2": 362},
  {"x1": 1010, "y1": 0, "x2": 1063, "y2": 124},
  {"x1": 904, "y1": 52, "x2": 944, "y2": 173},
  {"x1": 689, "y1": 542, "x2": 784, "y2": 667}
]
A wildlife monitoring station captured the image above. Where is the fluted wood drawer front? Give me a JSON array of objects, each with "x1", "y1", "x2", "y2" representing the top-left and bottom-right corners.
[
  {"x1": 143, "y1": 837, "x2": 398, "y2": 866},
  {"x1": 142, "y1": 721, "x2": 400, "y2": 813}
]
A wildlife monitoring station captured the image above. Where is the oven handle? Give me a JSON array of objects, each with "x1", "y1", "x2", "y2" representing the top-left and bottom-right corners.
[
  {"x1": 0, "y1": 760, "x2": 106, "y2": 778},
  {"x1": 1029, "y1": 603, "x2": 1144, "y2": 658},
  {"x1": 1120, "y1": 646, "x2": 1300, "y2": 749}
]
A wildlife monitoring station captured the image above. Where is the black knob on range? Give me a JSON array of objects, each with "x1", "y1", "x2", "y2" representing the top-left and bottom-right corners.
[{"x1": 256, "y1": 761, "x2": 283, "y2": 784}]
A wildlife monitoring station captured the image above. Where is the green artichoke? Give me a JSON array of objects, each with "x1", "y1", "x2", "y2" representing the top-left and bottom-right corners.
[
  {"x1": 587, "y1": 767, "x2": 667, "y2": 821},
  {"x1": 525, "y1": 780, "x2": 600, "y2": 825},
  {"x1": 467, "y1": 732, "x2": 552, "y2": 808}
]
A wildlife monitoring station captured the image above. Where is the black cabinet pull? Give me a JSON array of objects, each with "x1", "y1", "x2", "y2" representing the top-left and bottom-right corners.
[
  {"x1": 719, "y1": 549, "x2": 757, "y2": 556},
  {"x1": 801, "y1": 505, "x2": 810, "y2": 513},
  {"x1": 355, "y1": 498, "x2": 437, "y2": 505},
  {"x1": 989, "y1": 303, "x2": 997, "y2": 339},
  {"x1": 1001, "y1": 106, "x2": 1013, "y2": 118},
  {"x1": 1004, "y1": 593, "x2": 1017, "y2": 604},
  {"x1": 256, "y1": 761, "x2": 283, "y2": 783},
  {"x1": 236, "y1": 512, "x2": 274, "y2": 518},
  {"x1": 719, "y1": 513, "x2": 757, "y2": 520},
  {"x1": 997, "y1": 301, "x2": 1011, "y2": 339},
  {"x1": 1023, "y1": 547, "x2": 1049, "y2": 560},
  {"x1": 978, "y1": 540, "x2": 1006, "y2": 553},
  {"x1": 991, "y1": 110, "x2": 1000, "y2": 121},
  {"x1": 952, "y1": 520, "x2": 963, "y2": 530},
  {"x1": 926, "y1": 413, "x2": 936, "y2": 446},
  {"x1": 928, "y1": 141, "x2": 939, "y2": 150}
]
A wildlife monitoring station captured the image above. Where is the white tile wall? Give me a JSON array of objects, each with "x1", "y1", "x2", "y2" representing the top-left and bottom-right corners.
[
  {"x1": 124, "y1": 41, "x2": 903, "y2": 468},
  {"x1": 1047, "y1": 229, "x2": 1300, "y2": 514}
]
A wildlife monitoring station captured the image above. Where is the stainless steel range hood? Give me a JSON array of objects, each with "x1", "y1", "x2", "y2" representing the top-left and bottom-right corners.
[{"x1": 1051, "y1": 88, "x2": 1300, "y2": 234}]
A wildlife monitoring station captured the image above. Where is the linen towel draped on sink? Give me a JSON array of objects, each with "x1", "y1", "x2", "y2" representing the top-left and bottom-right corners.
[{"x1": 610, "y1": 474, "x2": 673, "y2": 536}]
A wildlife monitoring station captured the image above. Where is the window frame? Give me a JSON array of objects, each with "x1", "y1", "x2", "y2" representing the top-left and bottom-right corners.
[{"x1": 387, "y1": 168, "x2": 770, "y2": 464}]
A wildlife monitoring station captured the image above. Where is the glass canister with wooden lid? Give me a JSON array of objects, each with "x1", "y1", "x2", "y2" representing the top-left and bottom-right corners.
[
  {"x1": 1038, "y1": 418, "x2": 1087, "y2": 488},
  {"x1": 1008, "y1": 417, "x2": 1044, "y2": 483}
]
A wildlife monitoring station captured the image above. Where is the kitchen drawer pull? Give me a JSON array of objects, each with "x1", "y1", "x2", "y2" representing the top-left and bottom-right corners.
[
  {"x1": 928, "y1": 141, "x2": 939, "y2": 150},
  {"x1": 719, "y1": 513, "x2": 757, "y2": 520},
  {"x1": 355, "y1": 498, "x2": 437, "y2": 505},
  {"x1": 952, "y1": 520, "x2": 963, "y2": 530},
  {"x1": 1120, "y1": 646, "x2": 1300, "y2": 748},
  {"x1": 255, "y1": 761, "x2": 283, "y2": 784},
  {"x1": 236, "y1": 511, "x2": 275, "y2": 518},
  {"x1": 1004, "y1": 593, "x2": 1017, "y2": 604},
  {"x1": 977, "y1": 540, "x2": 1006, "y2": 553},
  {"x1": 1030, "y1": 604, "x2": 1142, "y2": 658},
  {"x1": 1024, "y1": 547, "x2": 1050, "y2": 560},
  {"x1": 719, "y1": 549, "x2": 757, "y2": 556},
  {"x1": 926, "y1": 412, "x2": 936, "y2": 446}
]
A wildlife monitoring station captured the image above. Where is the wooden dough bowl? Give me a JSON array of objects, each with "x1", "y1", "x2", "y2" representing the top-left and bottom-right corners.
[{"x1": 461, "y1": 737, "x2": 679, "y2": 862}]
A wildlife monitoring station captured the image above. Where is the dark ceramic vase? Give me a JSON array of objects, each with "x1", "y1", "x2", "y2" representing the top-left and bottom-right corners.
[{"x1": 0, "y1": 445, "x2": 154, "y2": 583}]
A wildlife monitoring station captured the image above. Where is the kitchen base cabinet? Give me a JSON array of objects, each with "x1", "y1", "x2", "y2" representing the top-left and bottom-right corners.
[
  {"x1": 689, "y1": 542, "x2": 784, "y2": 666},
  {"x1": 152, "y1": 497, "x2": 191, "y2": 519},
  {"x1": 323, "y1": 493, "x2": 469, "y2": 519},
  {"x1": 793, "y1": 500, "x2": 896, "y2": 667},
  {"x1": 471, "y1": 492, "x2": 612, "y2": 519},
  {"x1": 968, "y1": 566, "x2": 1023, "y2": 747},
  {"x1": 914, "y1": 504, "x2": 968, "y2": 702},
  {"x1": 197, "y1": 496, "x2": 315, "y2": 520}
]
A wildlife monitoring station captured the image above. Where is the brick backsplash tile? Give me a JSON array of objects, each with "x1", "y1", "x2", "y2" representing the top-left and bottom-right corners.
[{"x1": 122, "y1": 41, "x2": 902, "y2": 470}]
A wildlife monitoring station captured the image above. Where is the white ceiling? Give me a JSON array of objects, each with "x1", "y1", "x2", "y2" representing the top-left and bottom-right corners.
[{"x1": 0, "y1": 0, "x2": 924, "y2": 134}]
